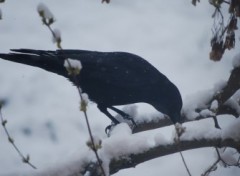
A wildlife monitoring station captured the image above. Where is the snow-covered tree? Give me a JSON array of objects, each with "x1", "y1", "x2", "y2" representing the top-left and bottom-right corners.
[{"x1": 0, "y1": 1, "x2": 240, "y2": 176}]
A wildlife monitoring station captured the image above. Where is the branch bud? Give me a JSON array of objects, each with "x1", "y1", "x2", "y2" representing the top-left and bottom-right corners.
[
  {"x1": 102, "y1": 0, "x2": 110, "y2": 3},
  {"x1": 22, "y1": 155, "x2": 30, "y2": 163},
  {"x1": 2, "y1": 120, "x2": 7, "y2": 126},
  {"x1": 8, "y1": 137, "x2": 14, "y2": 144},
  {"x1": 37, "y1": 3, "x2": 55, "y2": 26},
  {"x1": 192, "y1": 0, "x2": 200, "y2": 6},
  {"x1": 64, "y1": 58, "x2": 82, "y2": 76},
  {"x1": 86, "y1": 135, "x2": 102, "y2": 151}
]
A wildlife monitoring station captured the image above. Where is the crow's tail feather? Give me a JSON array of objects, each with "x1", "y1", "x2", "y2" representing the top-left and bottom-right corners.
[{"x1": 0, "y1": 49, "x2": 68, "y2": 78}]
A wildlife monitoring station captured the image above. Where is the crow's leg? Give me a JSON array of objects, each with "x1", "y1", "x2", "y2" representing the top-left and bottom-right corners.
[
  {"x1": 98, "y1": 105, "x2": 120, "y2": 124},
  {"x1": 109, "y1": 106, "x2": 137, "y2": 126},
  {"x1": 97, "y1": 105, "x2": 120, "y2": 134},
  {"x1": 108, "y1": 106, "x2": 132, "y2": 120}
]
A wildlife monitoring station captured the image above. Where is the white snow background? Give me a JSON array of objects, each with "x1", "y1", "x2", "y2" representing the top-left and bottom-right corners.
[{"x1": 0, "y1": 0, "x2": 239, "y2": 175}]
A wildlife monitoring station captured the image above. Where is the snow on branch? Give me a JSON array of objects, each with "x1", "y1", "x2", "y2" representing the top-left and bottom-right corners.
[
  {"x1": 216, "y1": 67, "x2": 240, "y2": 105},
  {"x1": 183, "y1": 64, "x2": 240, "y2": 121},
  {"x1": 57, "y1": 118, "x2": 240, "y2": 176},
  {"x1": 34, "y1": 119, "x2": 240, "y2": 176}
]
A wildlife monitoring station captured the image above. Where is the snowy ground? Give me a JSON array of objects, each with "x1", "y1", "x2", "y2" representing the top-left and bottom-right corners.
[{"x1": 0, "y1": 0, "x2": 239, "y2": 176}]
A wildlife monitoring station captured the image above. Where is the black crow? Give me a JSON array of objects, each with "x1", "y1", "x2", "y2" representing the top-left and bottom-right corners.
[{"x1": 0, "y1": 49, "x2": 182, "y2": 127}]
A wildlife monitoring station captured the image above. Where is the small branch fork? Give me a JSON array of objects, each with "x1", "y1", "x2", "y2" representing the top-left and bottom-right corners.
[
  {"x1": 202, "y1": 147, "x2": 240, "y2": 176},
  {"x1": 0, "y1": 102, "x2": 36, "y2": 169},
  {"x1": 37, "y1": 5, "x2": 106, "y2": 176}
]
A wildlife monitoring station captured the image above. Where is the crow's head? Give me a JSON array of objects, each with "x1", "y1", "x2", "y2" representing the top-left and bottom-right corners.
[{"x1": 152, "y1": 82, "x2": 182, "y2": 124}]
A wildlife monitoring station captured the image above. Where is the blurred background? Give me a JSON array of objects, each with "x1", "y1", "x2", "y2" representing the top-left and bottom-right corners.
[{"x1": 0, "y1": 0, "x2": 239, "y2": 175}]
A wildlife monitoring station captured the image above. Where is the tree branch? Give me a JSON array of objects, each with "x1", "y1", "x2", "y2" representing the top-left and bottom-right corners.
[
  {"x1": 215, "y1": 66, "x2": 240, "y2": 105},
  {"x1": 109, "y1": 137, "x2": 239, "y2": 175},
  {"x1": 75, "y1": 131, "x2": 239, "y2": 176}
]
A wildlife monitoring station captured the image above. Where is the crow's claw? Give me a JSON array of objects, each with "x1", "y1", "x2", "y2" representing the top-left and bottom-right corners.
[{"x1": 105, "y1": 123, "x2": 116, "y2": 136}]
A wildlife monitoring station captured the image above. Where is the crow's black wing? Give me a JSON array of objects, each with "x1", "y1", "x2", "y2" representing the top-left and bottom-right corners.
[
  {"x1": 0, "y1": 49, "x2": 169, "y2": 88},
  {"x1": 56, "y1": 50, "x2": 169, "y2": 88}
]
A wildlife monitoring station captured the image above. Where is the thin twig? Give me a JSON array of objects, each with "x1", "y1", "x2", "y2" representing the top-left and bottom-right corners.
[
  {"x1": 202, "y1": 147, "x2": 240, "y2": 175},
  {"x1": 77, "y1": 86, "x2": 106, "y2": 176},
  {"x1": 223, "y1": 0, "x2": 230, "y2": 4},
  {"x1": 216, "y1": 147, "x2": 240, "y2": 167},
  {"x1": 211, "y1": 115, "x2": 221, "y2": 129},
  {"x1": 179, "y1": 151, "x2": 192, "y2": 176},
  {"x1": 215, "y1": 148, "x2": 228, "y2": 167},
  {"x1": 42, "y1": 20, "x2": 106, "y2": 176},
  {"x1": 201, "y1": 158, "x2": 220, "y2": 176},
  {"x1": 0, "y1": 105, "x2": 36, "y2": 169},
  {"x1": 175, "y1": 125, "x2": 192, "y2": 176}
]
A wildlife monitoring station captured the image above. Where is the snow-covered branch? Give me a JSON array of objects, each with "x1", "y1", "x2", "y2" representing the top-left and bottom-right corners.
[
  {"x1": 201, "y1": 65, "x2": 240, "y2": 115},
  {"x1": 65, "y1": 118, "x2": 240, "y2": 176},
  {"x1": 133, "y1": 103, "x2": 237, "y2": 134},
  {"x1": 108, "y1": 138, "x2": 239, "y2": 175},
  {"x1": 108, "y1": 120, "x2": 240, "y2": 175},
  {"x1": 183, "y1": 65, "x2": 240, "y2": 122},
  {"x1": 32, "y1": 117, "x2": 240, "y2": 176},
  {"x1": 215, "y1": 66, "x2": 240, "y2": 105}
]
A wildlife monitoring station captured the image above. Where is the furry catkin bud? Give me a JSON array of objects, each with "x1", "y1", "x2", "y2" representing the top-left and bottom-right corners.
[
  {"x1": 64, "y1": 59, "x2": 82, "y2": 76},
  {"x1": 37, "y1": 3, "x2": 55, "y2": 25}
]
